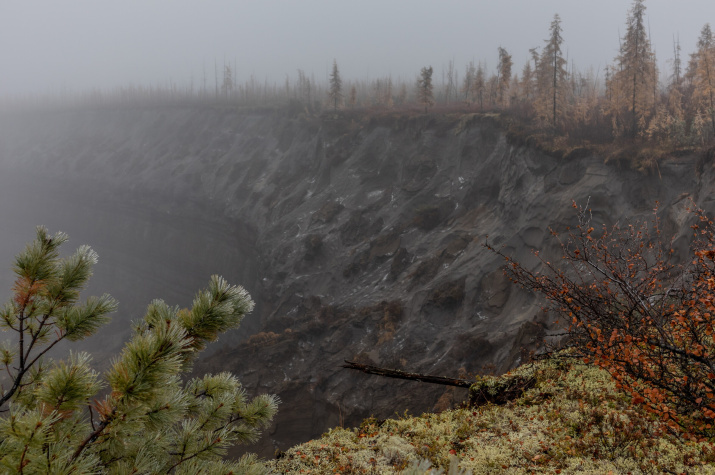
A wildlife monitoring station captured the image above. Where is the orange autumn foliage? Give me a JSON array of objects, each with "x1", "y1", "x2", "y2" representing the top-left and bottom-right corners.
[
  {"x1": 11, "y1": 276, "x2": 45, "y2": 307},
  {"x1": 488, "y1": 202, "x2": 715, "y2": 438}
]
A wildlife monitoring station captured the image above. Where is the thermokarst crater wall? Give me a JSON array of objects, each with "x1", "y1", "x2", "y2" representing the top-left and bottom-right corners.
[{"x1": 0, "y1": 105, "x2": 708, "y2": 455}]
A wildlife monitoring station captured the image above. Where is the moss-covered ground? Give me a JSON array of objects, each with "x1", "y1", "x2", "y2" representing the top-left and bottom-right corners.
[{"x1": 269, "y1": 359, "x2": 715, "y2": 474}]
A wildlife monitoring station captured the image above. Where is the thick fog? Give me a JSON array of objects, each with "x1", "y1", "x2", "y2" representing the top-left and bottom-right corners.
[
  {"x1": 1, "y1": 0, "x2": 713, "y2": 96},
  {"x1": 0, "y1": 167, "x2": 263, "y2": 364}
]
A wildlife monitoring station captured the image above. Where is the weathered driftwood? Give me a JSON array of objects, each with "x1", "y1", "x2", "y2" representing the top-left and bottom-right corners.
[{"x1": 342, "y1": 360, "x2": 473, "y2": 388}]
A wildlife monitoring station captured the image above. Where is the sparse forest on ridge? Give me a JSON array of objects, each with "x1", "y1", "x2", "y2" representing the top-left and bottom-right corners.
[{"x1": 5, "y1": 1, "x2": 715, "y2": 155}]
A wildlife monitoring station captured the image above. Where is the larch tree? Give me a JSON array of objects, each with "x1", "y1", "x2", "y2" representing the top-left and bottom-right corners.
[
  {"x1": 474, "y1": 62, "x2": 486, "y2": 110},
  {"x1": 444, "y1": 60, "x2": 456, "y2": 103},
  {"x1": 605, "y1": 63, "x2": 628, "y2": 137},
  {"x1": 570, "y1": 68, "x2": 601, "y2": 133},
  {"x1": 297, "y1": 69, "x2": 312, "y2": 106},
  {"x1": 372, "y1": 78, "x2": 391, "y2": 107},
  {"x1": 520, "y1": 60, "x2": 536, "y2": 104},
  {"x1": 509, "y1": 73, "x2": 521, "y2": 106},
  {"x1": 348, "y1": 84, "x2": 357, "y2": 108},
  {"x1": 661, "y1": 35, "x2": 687, "y2": 144},
  {"x1": 328, "y1": 59, "x2": 343, "y2": 111},
  {"x1": 671, "y1": 34, "x2": 683, "y2": 90},
  {"x1": 462, "y1": 61, "x2": 476, "y2": 103},
  {"x1": 396, "y1": 82, "x2": 408, "y2": 106},
  {"x1": 221, "y1": 65, "x2": 233, "y2": 98},
  {"x1": 385, "y1": 76, "x2": 394, "y2": 108},
  {"x1": 536, "y1": 14, "x2": 568, "y2": 131},
  {"x1": 497, "y1": 47, "x2": 513, "y2": 107},
  {"x1": 611, "y1": 0, "x2": 658, "y2": 137},
  {"x1": 417, "y1": 66, "x2": 435, "y2": 112},
  {"x1": 487, "y1": 73, "x2": 500, "y2": 108},
  {"x1": 691, "y1": 24, "x2": 715, "y2": 138},
  {"x1": 0, "y1": 227, "x2": 278, "y2": 473}
]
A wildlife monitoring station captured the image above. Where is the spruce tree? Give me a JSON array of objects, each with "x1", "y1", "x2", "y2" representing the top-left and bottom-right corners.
[
  {"x1": 0, "y1": 227, "x2": 278, "y2": 473},
  {"x1": 328, "y1": 59, "x2": 343, "y2": 111}
]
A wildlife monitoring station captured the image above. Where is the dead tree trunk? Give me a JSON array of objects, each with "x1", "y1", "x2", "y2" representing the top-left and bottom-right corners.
[
  {"x1": 342, "y1": 361, "x2": 473, "y2": 387},
  {"x1": 342, "y1": 360, "x2": 537, "y2": 407}
]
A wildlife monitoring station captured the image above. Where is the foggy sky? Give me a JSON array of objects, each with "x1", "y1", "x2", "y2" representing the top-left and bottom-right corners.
[{"x1": 1, "y1": 1, "x2": 713, "y2": 96}]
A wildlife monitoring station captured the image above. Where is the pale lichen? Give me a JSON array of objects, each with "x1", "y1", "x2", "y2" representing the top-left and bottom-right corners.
[{"x1": 269, "y1": 358, "x2": 715, "y2": 473}]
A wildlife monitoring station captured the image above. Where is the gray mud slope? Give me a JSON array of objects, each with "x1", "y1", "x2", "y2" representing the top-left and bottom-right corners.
[{"x1": 0, "y1": 106, "x2": 711, "y2": 454}]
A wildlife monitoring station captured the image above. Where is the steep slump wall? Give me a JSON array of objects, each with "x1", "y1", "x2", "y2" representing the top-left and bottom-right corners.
[{"x1": 0, "y1": 106, "x2": 709, "y2": 454}]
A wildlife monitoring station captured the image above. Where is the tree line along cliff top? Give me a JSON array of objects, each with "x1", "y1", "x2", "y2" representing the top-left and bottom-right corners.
[{"x1": 4, "y1": 0, "x2": 715, "y2": 163}]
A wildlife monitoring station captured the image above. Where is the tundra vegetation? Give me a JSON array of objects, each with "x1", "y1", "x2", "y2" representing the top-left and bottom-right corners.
[
  {"x1": 0, "y1": 227, "x2": 278, "y2": 474},
  {"x1": 270, "y1": 360, "x2": 715, "y2": 473}
]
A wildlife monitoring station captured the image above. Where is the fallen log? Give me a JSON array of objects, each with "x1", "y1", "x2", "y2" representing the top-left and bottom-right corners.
[
  {"x1": 342, "y1": 360, "x2": 473, "y2": 388},
  {"x1": 342, "y1": 360, "x2": 537, "y2": 407}
]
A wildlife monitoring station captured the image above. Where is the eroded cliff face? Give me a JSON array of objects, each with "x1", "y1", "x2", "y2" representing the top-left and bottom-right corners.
[{"x1": 0, "y1": 106, "x2": 709, "y2": 454}]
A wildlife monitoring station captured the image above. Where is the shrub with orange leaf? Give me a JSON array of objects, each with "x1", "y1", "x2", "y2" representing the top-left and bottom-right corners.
[{"x1": 488, "y1": 202, "x2": 715, "y2": 437}]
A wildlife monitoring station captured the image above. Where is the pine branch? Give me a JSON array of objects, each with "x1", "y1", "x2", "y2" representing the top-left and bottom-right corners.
[
  {"x1": 71, "y1": 410, "x2": 115, "y2": 461},
  {"x1": 18, "y1": 422, "x2": 39, "y2": 474},
  {"x1": 23, "y1": 313, "x2": 55, "y2": 363},
  {"x1": 165, "y1": 438, "x2": 222, "y2": 474},
  {"x1": 88, "y1": 404, "x2": 96, "y2": 430}
]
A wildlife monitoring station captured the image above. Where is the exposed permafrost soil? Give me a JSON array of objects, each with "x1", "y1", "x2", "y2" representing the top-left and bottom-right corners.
[{"x1": 0, "y1": 106, "x2": 709, "y2": 455}]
